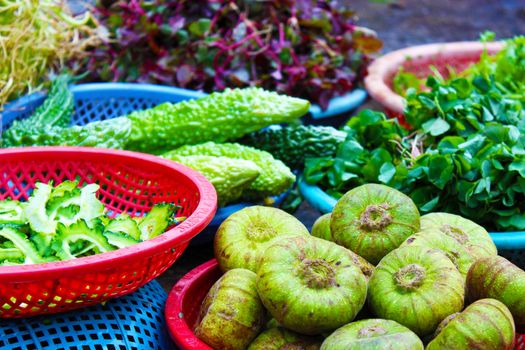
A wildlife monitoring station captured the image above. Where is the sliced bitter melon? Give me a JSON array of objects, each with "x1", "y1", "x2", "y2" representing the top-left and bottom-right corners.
[
  {"x1": 51, "y1": 219, "x2": 115, "y2": 261},
  {"x1": 0, "y1": 200, "x2": 25, "y2": 225},
  {"x1": 104, "y1": 232, "x2": 140, "y2": 249},
  {"x1": 0, "y1": 227, "x2": 46, "y2": 264},
  {"x1": 105, "y1": 214, "x2": 141, "y2": 241},
  {"x1": 139, "y1": 203, "x2": 176, "y2": 241}
]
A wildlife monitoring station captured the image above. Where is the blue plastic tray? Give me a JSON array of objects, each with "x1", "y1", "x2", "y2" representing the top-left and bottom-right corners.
[
  {"x1": 299, "y1": 177, "x2": 525, "y2": 267},
  {"x1": 0, "y1": 280, "x2": 171, "y2": 350}
]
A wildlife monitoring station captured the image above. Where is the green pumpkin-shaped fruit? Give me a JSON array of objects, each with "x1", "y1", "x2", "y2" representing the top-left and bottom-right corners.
[
  {"x1": 426, "y1": 298, "x2": 515, "y2": 350},
  {"x1": 400, "y1": 229, "x2": 474, "y2": 278},
  {"x1": 257, "y1": 236, "x2": 367, "y2": 335},
  {"x1": 195, "y1": 268, "x2": 266, "y2": 350},
  {"x1": 312, "y1": 213, "x2": 332, "y2": 241},
  {"x1": 320, "y1": 319, "x2": 423, "y2": 350},
  {"x1": 420, "y1": 213, "x2": 496, "y2": 259},
  {"x1": 368, "y1": 246, "x2": 464, "y2": 337},
  {"x1": 331, "y1": 184, "x2": 420, "y2": 264},
  {"x1": 467, "y1": 255, "x2": 525, "y2": 330},
  {"x1": 215, "y1": 206, "x2": 309, "y2": 272},
  {"x1": 248, "y1": 327, "x2": 322, "y2": 350}
]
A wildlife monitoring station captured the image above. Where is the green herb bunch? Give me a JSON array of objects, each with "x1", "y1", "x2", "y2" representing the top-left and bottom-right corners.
[{"x1": 305, "y1": 36, "x2": 525, "y2": 231}]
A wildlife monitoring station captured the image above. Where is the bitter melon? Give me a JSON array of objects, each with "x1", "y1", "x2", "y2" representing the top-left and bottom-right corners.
[
  {"x1": 163, "y1": 154, "x2": 261, "y2": 206},
  {"x1": 126, "y1": 87, "x2": 310, "y2": 154},
  {"x1": 165, "y1": 142, "x2": 295, "y2": 199},
  {"x1": 240, "y1": 125, "x2": 347, "y2": 169}
]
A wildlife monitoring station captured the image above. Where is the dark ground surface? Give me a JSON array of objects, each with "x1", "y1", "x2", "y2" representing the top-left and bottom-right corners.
[{"x1": 156, "y1": 0, "x2": 525, "y2": 293}]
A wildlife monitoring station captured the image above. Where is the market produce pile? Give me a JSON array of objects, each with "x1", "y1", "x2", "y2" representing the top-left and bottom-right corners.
[
  {"x1": 0, "y1": 181, "x2": 181, "y2": 265},
  {"x1": 192, "y1": 184, "x2": 523, "y2": 350},
  {"x1": 2, "y1": 81, "x2": 309, "y2": 206},
  {"x1": 293, "y1": 36, "x2": 525, "y2": 231}
]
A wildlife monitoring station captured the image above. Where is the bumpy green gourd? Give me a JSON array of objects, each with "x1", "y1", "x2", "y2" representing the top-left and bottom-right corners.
[
  {"x1": 3, "y1": 74, "x2": 73, "y2": 147},
  {"x1": 420, "y1": 212, "x2": 497, "y2": 259},
  {"x1": 248, "y1": 327, "x2": 322, "y2": 350},
  {"x1": 426, "y1": 299, "x2": 515, "y2": 350},
  {"x1": 4, "y1": 117, "x2": 132, "y2": 149},
  {"x1": 400, "y1": 229, "x2": 474, "y2": 278},
  {"x1": 166, "y1": 142, "x2": 295, "y2": 198},
  {"x1": 367, "y1": 246, "x2": 464, "y2": 337},
  {"x1": 195, "y1": 268, "x2": 266, "y2": 350},
  {"x1": 331, "y1": 184, "x2": 420, "y2": 264},
  {"x1": 162, "y1": 154, "x2": 261, "y2": 206},
  {"x1": 126, "y1": 87, "x2": 310, "y2": 153},
  {"x1": 240, "y1": 125, "x2": 346, "y2": 169},
  {"x1": 320, "y1": 319, "x2": 424, "y2": 350},
  {"x1": 214, "y1": 206, "x2": 309, "y2": 272},
  {"x1": 467, "y1": 255, "x2": 525, "y2": 329},
  {"x1": 257, "y1": 236, "x2": 368, "y2": 335}
]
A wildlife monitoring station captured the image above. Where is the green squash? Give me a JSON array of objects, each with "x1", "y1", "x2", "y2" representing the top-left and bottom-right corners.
[
  {"x1": 320, "y1": 319, "x2": 423, "y2": 350},
  {"x1": 420, "y1": 212, "x2": 497, "y2": 259},
  {"x1": 257, "y1": 236, "x2": 367, "y2": 335},
  {"x1": 426, "y1": 299, "x2": 515, "y2": 350},
  {"x1": 331, "y1": 184, "x2": 420, "y2": 264},
  {"x1": 214, "y1": 206, "x2": 309, "y2": 272},
  {"x1": 367, "y1": 246, "x2": 464, "y2": 337},
  {"x1": 195, "y1": 268, "x2": 266, "y2": 350},
  {"x1": 248, "y1": 327, "x2": 322, "y2": 350},
  {"x1": 467, "y1": 255, "x2": 525, "y2": 330}
]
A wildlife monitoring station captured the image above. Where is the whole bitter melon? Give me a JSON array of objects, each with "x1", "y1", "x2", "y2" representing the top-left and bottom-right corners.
[
  {"x1": 164, "y1": 142, "x2": 295, "y2": 199},
  {"x1": 126, "y1": 87, "x2": 310, "y2": 154},
  {"x1": 3, "y1": 117, "x2": 132, "y2": 149},
  {"x1": 3, "y1": 74, "x2": 74, "y2": 147},
  {"x1": 240, "y1": 125, "x2": 347, "y2": 169},
  {"x1": 163, "y1": 154, "x2": 261, "y2": 206}
]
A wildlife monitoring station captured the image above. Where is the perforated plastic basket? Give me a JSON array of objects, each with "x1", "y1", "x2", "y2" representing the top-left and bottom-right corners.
[
  {"x1": 0, "y1": 279, "x2": 171, "y2": 350},
  {"x1": 298, "y1": 178, "x2": 525, "y2": 268},
  {"x1": 0, "y1": 147, "x2": 216, "y2": 318},
  {"x1": 364, "y1": 41, "x2": 504, "y2": 119},
  {"x1": 166, "y1": 259, "x2": 525, "y2": 350},
  {"x1": 0, "y1": 82, "x2": 286, "y2": 245}
]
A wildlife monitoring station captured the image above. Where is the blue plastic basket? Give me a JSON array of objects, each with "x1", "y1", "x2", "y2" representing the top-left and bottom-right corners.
[
  {"x1": 0, "y1": 83, "x2": 284, "y2": 245},
  {"x1": 0, "y1": 280, "x2": 171, "y2": 350},
  {"x1": 308, "y1": 89, "x2": 368, "y2": 120},
  {"x1": 298, "y1": 178, "x2": 525, "y2": 268}
]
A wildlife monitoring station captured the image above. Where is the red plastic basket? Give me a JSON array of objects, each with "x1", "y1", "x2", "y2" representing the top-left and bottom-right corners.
[
  {"x1": 364, "y1": 41, "x2": 504, "y2": 123},
  {"x1": 0, "y1": 147, "x2": 217, "y2": 318},
  {"x1": 166, "y1": 259, "x2": 525, "y2": 350}
]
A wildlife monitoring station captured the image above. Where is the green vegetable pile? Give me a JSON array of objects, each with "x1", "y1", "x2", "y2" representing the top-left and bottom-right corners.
[
  {"x1": 305, "y1": 36, "x2": 525, "y2": 231},
  {"x1": 2, "y1": 82, "x2": 309, "y2": 206},
  {"x1": 0, "y1": 181, "x2": 180, "y2": 265},
  {"x1": 187, "y1": 184, "x2": 521, "y2": 350}
]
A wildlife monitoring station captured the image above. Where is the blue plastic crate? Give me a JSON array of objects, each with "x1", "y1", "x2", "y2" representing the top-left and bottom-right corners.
[{"x1": 0, "y1": 280, "x2": 171, "y2": 350}]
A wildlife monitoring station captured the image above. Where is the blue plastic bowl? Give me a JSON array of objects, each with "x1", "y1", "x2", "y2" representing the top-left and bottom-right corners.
[
  {"x1": 299, "y1": 177, "x2": 525, "y2": 267},
  {"x1": 308, "y1": 89, "x2": 368, "y2": 120},
  {"x1": 0, "y1": 83, "x2": 287, "y2": 245}
]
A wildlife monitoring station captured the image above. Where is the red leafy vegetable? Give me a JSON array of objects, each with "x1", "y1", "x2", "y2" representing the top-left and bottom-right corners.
[{"x1": 74, "y1": 0, "x2": 382, "y2": 109}]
